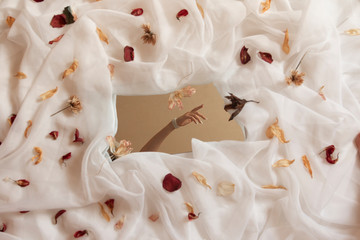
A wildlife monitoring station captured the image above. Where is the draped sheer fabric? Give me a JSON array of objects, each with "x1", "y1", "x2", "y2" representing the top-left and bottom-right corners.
[{"x1": 0, "y1": 0, "x2": 359, "y2": 239}]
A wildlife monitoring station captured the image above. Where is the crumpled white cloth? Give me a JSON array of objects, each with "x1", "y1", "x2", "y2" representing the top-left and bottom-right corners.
[{"x1": 0, "y1": 0, "x2": 359, "y2": 239}]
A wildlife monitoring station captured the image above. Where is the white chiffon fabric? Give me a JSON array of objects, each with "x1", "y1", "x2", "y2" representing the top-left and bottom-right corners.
[{"x1": 0, "y1": 0, "x2": 360, "y2": 239}]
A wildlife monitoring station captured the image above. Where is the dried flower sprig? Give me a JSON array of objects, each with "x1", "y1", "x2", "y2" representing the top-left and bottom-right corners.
[
  {"x1": 141, "y1": 23, "x2": 156, "y2": 45},
  {"x1": 285, "y1": 52, "x2": 308, "y2": 86},
  {"x1": 106, "y1": 136, "x2": 133, "y2": 160},
  {"x1": 168, "y1": 86, "x2": 196, "y2": 110},
  {"x1": 51, "y1": 95, "x2": 82, "y2": 117},
  {"x1": 224, "y1": 93, "x2": 259, "y2": 121}
]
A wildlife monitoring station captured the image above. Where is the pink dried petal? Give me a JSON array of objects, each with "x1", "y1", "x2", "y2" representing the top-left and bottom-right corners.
[
  {"x1": 259, "y1": 52, "x2": 273, "y2": 63},
  {"x1": 49, "y1": 131, "x2": 59, "y2": 140},
  {"x1": 62, "y1": 152, "x2": 72, "y2": 160},
  {"x1": 124, "y1": 46, "x2": 134, "y2": 62},
  {"x1": 54, "y1": 209, "x2": 66, "y2": 224},
  {"x1": 50, "y1": 14, "x2": 67, "y2": 28},
  {"x1": 131, "y1": 8, "x2": 143, "y2": 16},
  {"x1": 240, "y1": 46, "x2": 251, "y2": 64},
  {"x1": 0, "y1": 223, "x2": 6, "y2": 232},
  {"x1": 176, "y1": 9, "x2": 188, "y2": 20},
  {"x1": 162, "y1": 173, "x2": 182, "y2": 192},
  {"x1": 73, "y1": 128, "x2": 84, "y2": 144},
  {"x1": 74, "y1": 230, "x2": 88, "y2": 238},
  {"x1": 104, "y1": 199, "x2": 115, "y2": 216}
]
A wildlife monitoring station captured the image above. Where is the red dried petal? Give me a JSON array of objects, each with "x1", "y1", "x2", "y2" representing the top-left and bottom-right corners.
[
  {"x1": 8, "y1": 114, "x2": 17, "y2": 125},
  {"x1": 0, "y1": 223, "x2": 6, "y2": 232},
  {"x1": 74, "y1": 230, "x2": 88, "y2": 238},
  {"x1": 16, "y1": 179, "x2": 30, "y2": 187},
  {"x1": 131, "y1": 8, "x2": 143, "y2": 16},
  {"x1": 49, "y1": 34, "x2": 64, "y2": 44},
  {"x1": 176, "y1": 9, "x2": 188, "y2": 20},
  {"x1": 34, "y1": 0, "x2": 44, "y2": 2},
  {"x1": 325, "y1": 145, "x2": 335, "y2": 155},
  {"x1": 104, "y1": 199, "x2": 115, "y2": 216},
  {"x1": 326, "y1": 154, "x2": 339, "y2": 164},
  {"x1": 259, "y1": 52, "x2": 273, "y2": 64},
  {"x1": 124, "y1": 46, "x2": 134, "y2": 62},
  {"x1": 240, "y1": 46, "x2": 251, "y2": 64},
  {"x1": 54, "y1": 209, "x2": 66, "y2": 224},
  {"x1": 188, "y1": 212, "x2": 200, "y2": 221},
  {"x1": 62, "y1": 152, "x2": 72, "y2": 160},
  {"x1": 73, "y1": 128, "x2": 84, "y2": 144},
  {"x1": 162, "y1": 173, "x2": 182, "y2": 192},
  {"x1": 19, "y1": 211, "x2": 30, "y2": 213},
  {"x1": 49, "y1": 131, "x2": 59, "y2": 140},
  {"x1": 50, "y1": 14, "x2": 67, "y2": 28}
]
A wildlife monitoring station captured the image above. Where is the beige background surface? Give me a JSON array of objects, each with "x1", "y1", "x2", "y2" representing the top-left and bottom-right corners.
[{"x1": 116, "y1": 83, "x2": 244, "y2": 154}]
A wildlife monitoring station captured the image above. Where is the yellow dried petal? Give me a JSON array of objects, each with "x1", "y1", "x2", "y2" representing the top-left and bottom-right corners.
[
  {"x1": 318, "y1": 85, "x2": 326, "y2": 101},
  {"x1": 261, "y1": 185, "x2": 287, "y2": 190},
  {"x1": 217, "y1": 181, "x2": 235, "y2": 196},
  {"x1": 196, "y1": 1, "x2": 204, "y2": 19},
  {"x1": 302, "y1": 155, "x2": 313, "y2": 178},
  {"x1": 261, "y1": 0, "x2": 271, "y2": 13},
  {"x1": 282, "y1": 29, "x2": 290, "y2": 54},
  {"x1": 192, "y1": 171, "x2": 211, "y2": 189},
  {"x1": 24, "y1": 120, "x2": 32, "y2": 138},
  {"x1": 266, "y1": 118, "x2": 290, "y2": 143},
  {"x1": 7, "y1": 16, "x2": 15, "y2": 27},
  {"x1": 98, "y1": 203, "x2": 111, "y2": 222},
  {"x1": 14, "y1": 72, "x2": 27, "y2": 79},
  {"x1": 344, "y1": 28, "x2": 360, "y2": 36},
  {"x1": 31, "y1": 147, "x2": 43, "y2": 165},
  {"x1": 114, "y1": 215, "x2": 126, "y2": 230},
  {"x1": 272, "y1": 159, "x2": 295, "y2": 168},
  {"x1": 39, "y1": 87, "x2": 58, "y2": 101},
  {"x1": 148, "y1": 213, "x2": 159, "y2": 222},
  {"x1": 108, "y1": 64, "x2": 114, "y2": 79},
  {"x1": 96, "y1": 27, "x2": 109, "y2": 44},
  {"x1": 184, "y1": 202, "x2": 194, "y2": 214},
  {"x1": 62, "y1": 59, "x2": 79, "y2": 79}
]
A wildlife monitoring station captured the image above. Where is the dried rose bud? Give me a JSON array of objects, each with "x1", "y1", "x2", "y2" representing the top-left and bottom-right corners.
[
  {"x1": 259, "y1": 52, "x2": 273, "y2": 64},
  {"x1": 50, "y1": 14, "x2": 67, "y2": 28},
  {"x1": 19, "y1": 211, "x2": 30, "y2": 213},
  {"x1": 73, "y1": 128, "x2": 84, "y2": 144},
  {"x1": 162, "y1": 173, "x2": 182, "y2": 192},
  {"x1": 104, "y1": 199, "x2": 115, "y2": 216},
  {"x1": 124, "y1": 46, "x2": 134, "y2": 62},
  {"x1": 240, "y1": 46, "x2": 251, "y2": 64},
  {"x1": 176, "y1": 9, "x2": 188, "y2": 20},
  {"x1": 74, "y1": 230, "x2": 88, "y2": 238},
  {"x1": 0, "y1": 223, "x2": 6, "y2": 232},
  {"x1": 131, "y1": 8, "x2": 143, "y2": 16},
  {"x1": 54, "y1": 209, "x2": 66, "y2": 224},
  {"x1": 49, "y1": 131, "x2": 59, "y2": 140}
]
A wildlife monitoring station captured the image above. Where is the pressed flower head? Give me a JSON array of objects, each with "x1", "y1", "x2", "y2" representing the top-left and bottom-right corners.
[
  {"x1": 141, "y1": 23, "x2": 156, "y2": 45},
  {"x1": 68, "y1": 95, "x2": 82, "y2": 113},
  {"x1": 286, "y1": 70, "x2": 305, "y2": 86}
]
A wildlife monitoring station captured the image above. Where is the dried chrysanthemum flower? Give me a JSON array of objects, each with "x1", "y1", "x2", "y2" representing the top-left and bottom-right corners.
[
  {"x1": 106, "y1": 136, "x2": 133, "y2": 160},
  {"x1": 285, "y1": 70, "x2": 305, "y2": 86},
  {"x1": 141, "y1": 23, "x2": 156, "y2": 45},
  {"x1": 168, "y1": 86, "x2": 196, "y2": 110},
  {"x1": 51, "y1": 95, "x2": 82, "y2": 116}
]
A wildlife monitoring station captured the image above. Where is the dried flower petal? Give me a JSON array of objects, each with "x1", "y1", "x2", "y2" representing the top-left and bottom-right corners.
[
  {"x1": 176, "y1": 9, "x2": 189, "y2": 20},
  {"x1": 39, "y1": 87, "x2": 58, "y2": 101},
  {"x1": 54, "y1": 209, "x2": 66, "y2": 224},
  {"x1": 259, "y1": 52, "x2": 273, "y2": 63},
  {"x1": 49, "y1": 131, "x2": 59, "y2": 140},
  {"x1": 73, "y1": 128, "x2": 84, "y2": 144},
  {"x1": 62, "y1": 59, "x2": 79, "y2": 79},
  {"x1": 6, "y1": 16, "x2": 15, "y2": 27},
  {"x1": 49, "y1": 34, "x2": 64, "y2": 44},
  {"x1": 224, "y1": 93, "x2": 259, "y2": 121},
  {"x1": 0, "y1": 223, "x2": 6, "y2": 232},
  {"x1": 124, "y1": 46, "x2": 134, "y2": 62},
  {"x1": 96, "y1": 27, "x2": 109, "y2": 44},
  {"x1": 141, "y1": 24, "x2": 156, "y2": 45},
  {"x1": 131, "y1": 8, "x2": 143, "y2": 16},
  {"x1": 321, "y1": 145, "x2": 339, "y2": 164},
  {"x1": 8, "y1": 114, "x2": 16, "y2": 126},
  {"x1": 24, "y1": 120, "x2": 33, "y2": 138},
  {"x1": 261, "y1": 185, "x2": 287, "y2": 190},
  {"x1": 106, "y1": 136, "x2": 133, "y2": 160},
  {"x1": 185, "y1": 202, "x2": 200, "y2": 221},
  {"x1": 9, "y1": 179, "x2": 30, "y2": 187},
  {"x1": 302, "y1": 155, "x2": 313, "y2": 178},
  {"x1": 285, "y1": 70, "x2": 305, "y2": 86},
  {"x1": 282, "y1": 29, "x2": 290, "y2": 54},
  {"x1": 318, "y1": 85, "x2": 326, "y2": 100},
  {"x1": 31, "y1": 147, "x2": 43, "y2": 165},
  {"x1": 19, "y1": 211, "x2": 30, "y2": 213},
  {"x1": 62, "y1": 6, "x2": 77, "y2": 24},
  {"x1": 68, "y1": 95, "x2": 82, "y2": 114},
  {"x1": 344, "y1": 28, "x2": 360, "y2": 36},
  {"x1": 196, "y1": 1, "x2": 204, "y2": 19},
  {"x1": 98, "y1": 203, "x2": 111, "y2": 222},
  {"x1": 108, "y1": 64, "x2": 114, "y2": 79},
  {"x1": 192, "y1": 171, "x2": 211, "y2": 189},
  {"x1": 261, "y1": 0, "x2": 271, "y2": 13},
  {"x1": 50, "y1": 14, "x2": 67, "y2": 28},
  {"x1": 114, "y1": 215, "x2": 126, "y2": 230},
  {"x1": 266, "y1": 118, "x2": 290, "y2": 143},
  {"x1": 60, "y1": 152, "x2": 72, "y2": 165},
  {"x1": 149, "y1": 213, "x2": 159, "y2": 222},
  {"x1": 240, "y1": 46, "x2": 251, "y2": 64},
  {"x1": 217, "y1": 181, "x2": 235, "y2": 196},
  {"x1": 272, "y1": 159, "x2": 295, "y2": 168},
  {"x1": 162, "y1": 173, "x2": 182, "y2": 192},
  {"x1": 104, "y1": 199, "x2": 115, "y2": 216},
  {"x1": 14, "y1": 72, "x2": 27, "y2": 79},
  {"x1": 34, "y1": 0, "x2": 44, "y2": 2},
  {"x1": 74, "y1": 230, "x2": 88, "y2": 238},
  {"x1": 168, "y1": 86, "x2": 196, "y2": 110}
]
